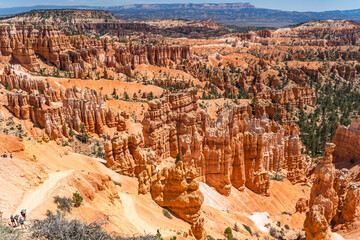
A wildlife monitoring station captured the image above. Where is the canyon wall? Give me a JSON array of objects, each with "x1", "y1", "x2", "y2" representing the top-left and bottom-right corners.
[
  {"x1": 304, "y1": 143, "x2": 360, "y2": 240},
  {"x1": 122, "y1": 89, "x2": 310, "y2": 196},
  {"x1": 332, "y1": 117, "x2": 360, "y2": 162},
  {"x1": 0, "y1": 24, "x2": 191, "y2": 77},
  {"x1": 4, "y1": 72, "x2": 126, "y2": 139}
]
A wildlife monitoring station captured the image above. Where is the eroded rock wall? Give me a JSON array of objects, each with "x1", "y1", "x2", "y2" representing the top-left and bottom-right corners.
[
  {"x1": 7, "y1": 91, "x2": 125, "y2": 139},
  {"x1": 332, "y1": 117, "x2": 360, "y2": 162},
  {"x1": 138, "y1": 161, "x2": 204, "y2": 224},
  {"x1": 0, "y1": 24, "x2": 191, "y2": 77},
  {"x1": 304, "y1": 143, "x2": 360, "y2": 240},
  {"x1": 140, "y1": 89, "x2": 309, "y2": 196}
]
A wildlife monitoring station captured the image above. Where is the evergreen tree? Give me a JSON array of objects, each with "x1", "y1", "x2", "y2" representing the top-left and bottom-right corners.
[{"x1": 175, "y1": 153, "x2": 182, "y2": 164}]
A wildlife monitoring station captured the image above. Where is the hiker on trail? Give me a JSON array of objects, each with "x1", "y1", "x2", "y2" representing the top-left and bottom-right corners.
[
  {"x1": 13, "y1": 214, "x2": 19, "y2": 227},
  {"x1": 10, "y1": 215, "x2": 16, "y2": 227},
  {"x1": 20, "y1": 209, "x2": 26, "y2": 220},
  {"x1": 4, "y1": 151, "x2": 7, "y2": 158},
  {"x1": 10, "y1": 153, "x2": 13, "y2": 159},
  {"x1": 19, "y1": 216, "x2": 26, "y2": 229}
]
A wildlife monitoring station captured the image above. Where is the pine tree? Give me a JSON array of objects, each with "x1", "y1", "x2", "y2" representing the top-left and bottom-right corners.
[
  {"x1": 124, "y1": 91, "x2": 129, "y2": 101},
  {"x1": 175, "y1": 153, "x2": 182, "y2": 164}
]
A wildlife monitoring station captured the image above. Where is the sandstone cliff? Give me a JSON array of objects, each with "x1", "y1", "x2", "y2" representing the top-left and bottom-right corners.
[
  {"x1": 138, "y1": 161, "x2": 205, "y2": 239},
  {"x1": 0, "y1": 24, "x2": 191, "y2": 78},
  {"x1": 304, "y1": 143, "x2": 360, "y2": 240},
  {"x1": 104, "y1": 132, "x2": 157, "y2": 176},
  {"x1": 332, "y1": 117, "x2": 360, "y2": 163},
  {"x1": 4, "y1": 71, "x2": 126, "y2": 139},
  {"x1": 139, "y1": 89, "x2": 309, "y2": 196}
]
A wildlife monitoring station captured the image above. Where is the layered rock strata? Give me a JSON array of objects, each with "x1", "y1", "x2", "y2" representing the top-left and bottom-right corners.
[
  {"x1": 0, "y1": 24, "x2": 191, "y2": 77},
  {"x1": 304, "y1": 143, "x2": 360, "y2": 240},
  {"x1": 255, "y1": 87, "x2": 316, "y2": 108},
  {"x1": 138, "y1": 162, "x2": 204, "y2": 223},
  {"x1": 7, "y1": 92, "x2": 125, "y2": 139},
  {"x1": 104, "y1": 132, "x2": 157, "y2": 176},
  {"x1": 332, "y1": 117, "x2": 360, "y2": 163},
  {"x1": 138, "y1": 89, "x2": 309, "y2": 196}
]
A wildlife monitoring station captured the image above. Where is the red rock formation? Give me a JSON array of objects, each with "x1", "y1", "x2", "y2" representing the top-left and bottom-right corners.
[
  {"x1": 0, "y1": 24, "x2": 191, "y2": 78},
  {"x1": 190, "y1": 218, "x2": 206, "y2": 240},
  {"x1": 138, "y1": 161, "x2": 204, "y2": 224},
  {"x1": 257, "y1": 30, "x2": 272, "y2": 38},
  {"x1": 304, "y1": 143, "x2": 338, "y2": 240},
  {"x1": 331, "y1": 64, "x2": 356, "y2": 81},
  {"x1": 104, "y1": 132, "x2": 156, "y2": 176},
  {"x1": 6, "y1": 90, "x2": 125, "y2": 139},
  {"x1": 142, "y1": 89, "x2": 309, "y2": 196},
  {"x1": 332, "y1": 117, "x2": 360, "y2": 162},
  {"x1": 304, "y1": 143, "x2": 360, "y2": 240},
  {"x1": 256, "y1": 86, "x2": 316, "y2": 108},
  {"x1": 296, "y1": 198, "x2": 309, "y2": 213}
]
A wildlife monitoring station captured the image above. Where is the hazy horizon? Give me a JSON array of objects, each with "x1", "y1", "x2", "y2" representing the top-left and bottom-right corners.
[{"x1": 0, "y1": 0, "x2": 360, "y2": 12}]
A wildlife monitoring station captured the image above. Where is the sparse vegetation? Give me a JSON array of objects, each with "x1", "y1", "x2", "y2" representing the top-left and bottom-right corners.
[
  {"x1": 224, "y1": 227, "x2": 233, "y2": 240},
  {"x1": 124, "y1": 91, "x2": 130, "y2": 101},
  {"x1": 73, "y1": 192, "x2": 83, "y2": 207},
  {"x1": 269, "y1": 227, "x2": 284, "y2": 239},
  {"x1": 206, "y1": 235, "x2": 215, "y2": 240},
  {"x1": 54, "y1": 196, "x2": 73, "y2": 212},
  {"x1": 271, "y1": 172, "x2": 286, "y2": 181},
  {"x1": 297, "y1": 80, "x2": 360, "y2": 157},
  {"x1": 175, "y1": 153, "x2": 182, "y2": 164},
  {"x1": 76, "y1": 124, "x2": 90, "y2": 143},
  {"x1": 0, "y1": 223, "x2": 22, "y2": 240},
  {"x1": 162, "y1": 209, "x2": 172, "y2": 219},
  {"x1": 4, "y1": 82, "x2": 11, "y2": 91},
  {"x1": 31, "y1": 210, "x2": 159, "y2": 240},
  {"x1": 234, "y1": 222, "x2": 239, "y2": 232},
  {"x1": 242, "y1": 224, "x2": 252, "y2": 235}
]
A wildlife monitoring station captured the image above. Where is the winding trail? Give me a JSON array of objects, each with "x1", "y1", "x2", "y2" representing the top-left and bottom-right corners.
[
  {"x1": 118, "y1": 192, "x2": 156, "y2": 235},
  {"x1": 15, "y1": 170, "x2": 73, "y2": 215}
]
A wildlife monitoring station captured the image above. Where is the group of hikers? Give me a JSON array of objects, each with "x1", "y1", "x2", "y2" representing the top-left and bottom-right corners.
[
  {"x1": 1, "y1": 151, "x2": 12, "y2": 158},
  {"x1": 9, "y1": 209, "x2": 26, "y2": 229}
]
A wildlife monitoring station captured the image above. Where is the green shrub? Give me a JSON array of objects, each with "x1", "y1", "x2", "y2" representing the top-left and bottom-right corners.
[
  {"x1": 224, "y1": 227, "x2": 233, "y2": 240},
  {"x1": 73, "y1": 192, "x2": 83, "y2": 207},
  {"x1": 269, "y1": 227, "x2": 284, "y2": 239},
  {"x1": 269, "y1": 227, "x2": 277, "y2": 238},
  {"x1": 76, "y1": 125, "x2": 89, "y2": 143},
  {"x1": 271, "y1": 173, "x2": 286, "y2": 181},
  {"x1": 162, "y1": 209, "x2": 172, "y2": 219},
  {"x1": 175, "y1": 153, "x2": 182, "y2": 165},
  {"x1": 284, "y1": 224, "x2": 290, "y2": 230},
  {"x1": 206, "y1": 235, "x2": 215, "y2": 240},
  {"x1": 242, "y1": 224, "x2": 252, "y2": 235},
  {"x1": 4, "y1": 82, "x2": 11, "y2": 91},
  {"x1": 234, "y1": 222, "x2": 239, "y2": 232},
  {"x1": 54, "y1": 196, "x2": 73, "y2": 212}
]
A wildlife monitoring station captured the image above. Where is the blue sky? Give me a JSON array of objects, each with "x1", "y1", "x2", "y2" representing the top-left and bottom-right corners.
[{"x1": 0, "y1": 0, "x2": 360, "y2": 12}]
